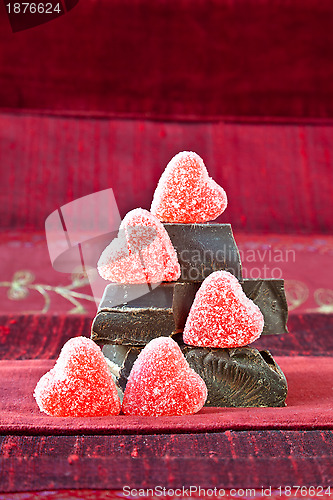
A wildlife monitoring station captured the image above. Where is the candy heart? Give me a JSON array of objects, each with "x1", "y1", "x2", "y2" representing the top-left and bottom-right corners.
[
  {"x1": 98, "y1": 208, "x2": 180, "y2": 283},
  {"x1": 122, "y1": 337, "x2": 207, "y2": 416},
  {"x1": 183, "y1": 271, "x2": 264, "y2": 348},
  {"x1": 151, "y1": 151, "x2": 228, "y2": 223},
  {"x1": 34, "y1": 337, "x2": 121, "y2": 417}
]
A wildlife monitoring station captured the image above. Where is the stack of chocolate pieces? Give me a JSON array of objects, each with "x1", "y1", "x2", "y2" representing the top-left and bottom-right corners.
[{"x1": 91, "y1": 152, "x2": 288, "y2": 408}]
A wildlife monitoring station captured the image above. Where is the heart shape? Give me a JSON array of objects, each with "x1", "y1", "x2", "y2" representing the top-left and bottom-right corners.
[
  {"x1": 34, "y1": 337, "x2": 121, "y2": 417},
  {"x1": 97, "y1": 208, "x2": 180, "y2": 283},
  {"x1": 151, "y1": 151, "x2": 228, "y2": 223},
  {"x1": 122, "y1": 337, "x2": 207, "y2": 416},
  {"x1": 183, "y1": 271, "x2": 264, "y2": 348}
]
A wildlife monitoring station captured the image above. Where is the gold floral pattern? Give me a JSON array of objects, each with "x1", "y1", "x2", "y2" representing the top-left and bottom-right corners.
[
  {"x1": 313, "y1": 288, "x2": 333, "y2": 314},
  {"x1": 284, "y1": 280, "x2": 309, "y2": 312},
  {"x1": 0, "y1": 270, "x2": 97, "y2": 314},
  {"x1": 1, "y1": 272, "x2": 332, "y2": 315},
  {"x1": 284, "y1": 280, "x2": 333, "y2": 314}
]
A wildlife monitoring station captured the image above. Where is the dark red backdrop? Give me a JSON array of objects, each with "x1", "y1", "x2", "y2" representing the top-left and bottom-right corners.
[
  {"x1": 2, "y1": 0, "x2": 333, "y2": 121},
  {"x1": 1, "y1": 114, "x2": 333, "y2": 234}
]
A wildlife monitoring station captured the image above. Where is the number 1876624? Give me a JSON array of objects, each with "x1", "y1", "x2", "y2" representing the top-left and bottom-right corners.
[{"x1": 6, "y1": 3, "x2": 61, "y2": 14}]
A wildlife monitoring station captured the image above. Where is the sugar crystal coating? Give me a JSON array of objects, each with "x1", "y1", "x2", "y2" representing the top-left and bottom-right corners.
[
  {"x1": 183, "y1": 271, "x2": 264, "y2": 348},
  {"x1": 151, "y1": 151, "x2": 228, "y2": 223},
  {"x1": 34, "y1": 337, "x2": 121, "y2": 417},
  {"x1": 98, "y1": 208, "x2": 180, "y2": 283},
  {"x1": 122, "y1": 337, "x2": 207, "y2": 416}
]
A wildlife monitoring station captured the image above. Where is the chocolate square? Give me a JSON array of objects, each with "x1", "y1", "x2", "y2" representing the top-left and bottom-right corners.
[{"x1": 164, "y1": 223, "x2": 242, "y2": 281}]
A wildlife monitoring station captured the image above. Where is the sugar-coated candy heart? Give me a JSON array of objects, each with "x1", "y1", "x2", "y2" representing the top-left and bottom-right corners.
[
  {"x1": 98, "y1": 208, "x2": 180, "y2": 283},
  {"x1": 122, "y1": 337, "x2": 207, "y2": 416},
  {"x1": 151, "y1": 151, "x2": 228, "y2": 223},
  {"x1": 183, "y1": 271, "x2": 264, "y2": 348},
  {"x1": 34, "y1": 337, "x2": 121, "y2": 417}
]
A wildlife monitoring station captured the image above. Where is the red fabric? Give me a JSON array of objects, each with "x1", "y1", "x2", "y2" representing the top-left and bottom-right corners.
[
  {"x1": 0, "y1": 313, "x2": 332, "y2": 361},
  {"x1": 1, "y1": 430, "x2": 332, "y2": 492},
  {"x1": 2, "y1": 1, "x2": 333, "y2": 120},
  {"x1": 0, "y1": 356, "x2": 332, "y2": 434},
  {"x1": 0, "y1": 233, "x2": 95, "y2": 316},
  {"x1": 1, "y1": 114, "x2": 333, "y2": 234}
]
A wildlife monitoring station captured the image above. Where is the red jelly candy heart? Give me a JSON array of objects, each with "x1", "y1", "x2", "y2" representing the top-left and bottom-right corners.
[
  {"x1": 122, "y1": 337, "x2": 207, "y2": 416},
  {"x1": 98, "y1": 208, "x2": 180, "y2": 283},
  {"x1": 183, "y1": 271, "x2": 264, "y2": 348},
  {"x1": 34, "y1": 337, "x2": 121, "y2": 417},
  {"x1": 151, "y1": 151, "x2": 228, "y2": 223}
]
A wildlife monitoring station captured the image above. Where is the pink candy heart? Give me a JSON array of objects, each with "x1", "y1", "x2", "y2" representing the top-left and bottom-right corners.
[
  {"x1": 98, "y1": 208, "x2": 180, "y2": 283},
  {"x1": 122, "y1": 337, "x2": 207, "y2": 416},
  {"x1": 34, "y1": 337, "x2": 121, "y2": 417},
  {"x1": 183, "y1": 271, "x2": 264, "y2": 348},
  {"x1": 151, "y1": 151, "x2": 228, "y2": 223}
]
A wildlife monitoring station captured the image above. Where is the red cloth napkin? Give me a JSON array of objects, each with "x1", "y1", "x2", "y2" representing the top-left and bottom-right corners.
[{"x1": 1, "y1": 356, "x2": 332, "y2": 434}]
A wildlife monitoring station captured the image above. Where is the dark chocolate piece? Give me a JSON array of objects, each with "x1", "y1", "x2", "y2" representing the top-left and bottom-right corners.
[
  {"x1": 182, "y1": 346, "x2": 287, "y2": 407},
  {"x1": 241, "y1": 279, "x2": 288, "y2": 335},
  {"x1": 91, "y1": 283, "x2": 178, "y2": 346},
  {"x1": 163, "y1": 223, "x2": 242, "y2": 282},
  {"x1": 102, "y1": 344, "x2": 142, "y2": 399},
  {"x1": 102, "y1": 344, "x2": 288, "y2": 407},
  {"x1": 97, "y1": 282, "x2": 175, "y2": 311}
]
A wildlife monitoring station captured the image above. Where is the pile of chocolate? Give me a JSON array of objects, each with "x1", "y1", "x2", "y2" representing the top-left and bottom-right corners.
[{"x1": 92, "y1": 152, "x2": 288, "y2": 408}]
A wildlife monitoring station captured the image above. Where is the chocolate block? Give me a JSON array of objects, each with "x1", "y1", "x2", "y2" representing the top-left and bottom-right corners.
[
  {"x1": 103, "y1": 344, "x2": 142, "y2": 402},
  {"x1": 182, "y1": 346, "x2": 287, "y2": 407},
  {"x1": 92, "y1": 279, "x2": 288, "y2": 345},
  {"x1": 91, "y1": 283, "x2": 179, "y2": 346},
  {"x1": 241, "y1": 279, "x2": 288, "y2": 335},
  {"x1": 102, "y1": 344, "x2": 288, "y2": 407},
  {"x1": 163, "y1": 223, "x2": 242, "y2": 282}
]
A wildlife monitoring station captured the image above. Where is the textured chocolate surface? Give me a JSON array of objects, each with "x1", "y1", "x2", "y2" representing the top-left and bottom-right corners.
[
  {"x1": 92, "y1": 279, "x2": 288, "y2": 346},
  {"x1": 92, "y1": 307, "x2": 175, "y2": 346},
  {"x1": 97, "y1": 282, "x2": 175, "y2": 311},
  {"x1": 163, "y1": 223, "x2": 242, "y2": 281},
  {"x1": 242, "y1": 279, "x2": 288, "y2": 335},
  {"x1": 182, "y1": 346, "x2": 288, "y2": 407},
  {"x1": 103, "y1": 344, "x2": 142, "y2": 400},
  {"x1": 102, "y1": 344, "x2": 288, "y2": 407},
  {"x1": 92, "y1": 283, "x2": 177, "y2": 346}
]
